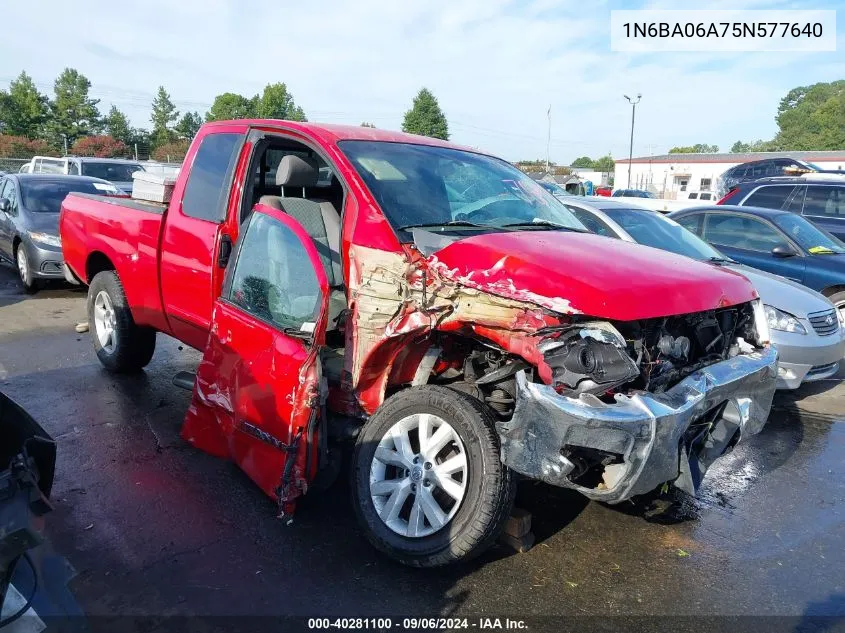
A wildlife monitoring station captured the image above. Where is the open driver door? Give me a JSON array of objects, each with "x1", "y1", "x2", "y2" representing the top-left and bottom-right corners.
[{"x1": 181, "y1": 204, "x2": 329, "y2": 518}]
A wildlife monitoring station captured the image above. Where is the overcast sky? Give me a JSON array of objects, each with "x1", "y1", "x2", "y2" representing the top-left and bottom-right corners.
[{"x1": 1, "y1": 0, "x2": 843, "y2": 162}]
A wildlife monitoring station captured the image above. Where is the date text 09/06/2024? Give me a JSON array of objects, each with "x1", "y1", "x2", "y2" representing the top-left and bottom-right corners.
[{"x1": 307, "y1": 618, "x2": 528, "y2": 630}]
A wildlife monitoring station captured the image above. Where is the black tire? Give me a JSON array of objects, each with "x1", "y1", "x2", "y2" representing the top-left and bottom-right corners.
[
  {"x1": 15, "y1": 243, "x2": 38, "y2": 294},
  {"x1": 825, "y1": 290, "x2": 845, "y2": 322},
  {"x1": 352, "y1": 386, "x2": 515, "y2": 567},
  {"x1": 87, "y1": 271, "x2": 156, "y2": 373}
]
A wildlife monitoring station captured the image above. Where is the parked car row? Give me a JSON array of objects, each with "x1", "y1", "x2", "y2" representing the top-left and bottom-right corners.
[{"x1": 19, "y1": 156, "x2": 146, "y2": 194}]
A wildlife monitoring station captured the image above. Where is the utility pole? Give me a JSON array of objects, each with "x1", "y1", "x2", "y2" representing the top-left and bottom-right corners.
[
  {"x1": 134, "y1": 143, "x2": 139, "y2": 161},
  {"x1": 61, "y1": 134, "x2": 68, "y2": 156},
  {"x1": 545, "y1": 105, "x2": 551, "y2": 174},
  {"x1": 624, "y1": 94, "x2": 642, "y2": 188}
]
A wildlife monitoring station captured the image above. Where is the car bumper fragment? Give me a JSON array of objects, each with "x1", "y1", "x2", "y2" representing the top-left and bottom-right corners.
[{"x1": 497, "y1": 346, "x2": 778, "y2": 503}]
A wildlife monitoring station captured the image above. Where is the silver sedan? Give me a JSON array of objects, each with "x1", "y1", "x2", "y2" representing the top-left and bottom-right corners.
[{"x1": 563, "y1": 197, "x2": 845, "y2": 390}]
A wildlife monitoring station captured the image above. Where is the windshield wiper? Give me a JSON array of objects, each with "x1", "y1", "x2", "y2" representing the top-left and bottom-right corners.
[
  {"x1": 707, "y1": 256, "x2": 735, "y2": 265},
  {"x1": 400, "y1": 220, "x2": 490, "y2": 230},
  {"x1": 501, "y1": 220, "x2": 587, "y2": 232}
]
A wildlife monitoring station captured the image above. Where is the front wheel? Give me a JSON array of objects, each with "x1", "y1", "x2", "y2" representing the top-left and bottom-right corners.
[
  {"x1": 352, "y1": 386, "x2": 515, "y2": 567},
  {"x1": 16, "y1": 244, "x2": 38, "y2": 294},
  {"x1": 826, "y1": 290, "x2": 845, "y2": 327},
  {"x1": 87, "y1": 271, "x2": 156, "y2": 373}
]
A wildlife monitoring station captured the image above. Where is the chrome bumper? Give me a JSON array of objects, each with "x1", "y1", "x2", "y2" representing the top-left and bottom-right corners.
[{"x1": 498, "y1": 346, "x2": 778, "y2": 503}]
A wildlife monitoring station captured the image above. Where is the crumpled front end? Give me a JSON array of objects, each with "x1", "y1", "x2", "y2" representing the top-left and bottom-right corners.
[{"x1": 498, "y1": 346, "x2": 778, "y2": 502}]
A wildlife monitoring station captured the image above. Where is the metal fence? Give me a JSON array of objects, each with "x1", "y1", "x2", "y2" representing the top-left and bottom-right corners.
[{"x1": 0, "y1": 157, "x2": 29, "y2": 173}]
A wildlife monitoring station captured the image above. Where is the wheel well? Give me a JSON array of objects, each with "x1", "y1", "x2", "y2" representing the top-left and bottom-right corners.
[
  {"x1": 821, "y1": 285, "x2": 845, "y2": 300},
  {"x1": 12, "y1": 236, "x2": 20, "y2": 254},
  {"x1": 86, "y1": 251, "x2": 115, "y2": 283}
]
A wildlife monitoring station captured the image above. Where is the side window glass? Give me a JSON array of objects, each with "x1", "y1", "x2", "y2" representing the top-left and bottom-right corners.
[
  {"x1": 566, "y1": 206, "x2": 614, "y2": 237},
  {"x1": 3, "y1": 182, "x2": 18, "y2": 210},
  {"x1": 676, "y1": 214, "x2": 702, "y2": 235},
  {"x1": 705, "y1": 215, "x2": 785, "y2": 252},
  {"x1": 182, "y1": 133, "x2": 243, "y2": 222},
  {"x1": 803, "y1": 186, "x2": 845, "y2": 218},
  {"x1": 784, "y1": 185, "x2": 806, "y2": 214},
  {"x1": 743, "y1": 185, "x2": 794, "y2": 210},
  {"x1": 229, "y1": 213, "x2": 323, "y2": 332},
  {"x1": 68, "y1": 162, "x2": 80, "y2": 175}
]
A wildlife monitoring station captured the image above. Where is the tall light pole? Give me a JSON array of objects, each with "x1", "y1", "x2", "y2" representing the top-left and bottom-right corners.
[{"x1": 624, "y1": 93, "x2": 641, "y2": 188}]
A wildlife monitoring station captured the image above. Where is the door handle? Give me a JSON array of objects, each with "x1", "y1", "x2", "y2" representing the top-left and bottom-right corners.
[{"x1": 218, "y1": 235, "x2": 233, "y2": 268}]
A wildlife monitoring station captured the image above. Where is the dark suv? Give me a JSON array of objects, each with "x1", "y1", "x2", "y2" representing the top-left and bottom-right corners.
[
  {"x1": 715, "y1": 158, "x2": 822, "y2": 198},
  {"x1": 718, "y1": 176, "x2": 845, "y2": 241}
]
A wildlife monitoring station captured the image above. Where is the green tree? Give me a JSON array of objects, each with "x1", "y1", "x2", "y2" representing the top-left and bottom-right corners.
[
  {"x1": 668, "y1": 143, "x2": 719, "y2": 154},
  {"x1": 103, "y1": 105, "x2": 131, "y2": 145},
  {"x1": 773, "y1": 80, "x2": 845, "y2": 150},
  {"x1": 255, "y1": 83, "x2": 306, "y2": 121},
  {"x1": 402, "y1": 88, "x2": 449, "y2": 140},
  {"x1": 730, "y1": 139, "x2": 773, "y2": 153},
  {"x1": 46, "y1": 68, "x2": 101, "y2": 148},
  {"x1": 206, "y1": 93, "x2": 256, "y2": 121},
  {"x1": 175, "y1": 111, "x2": 203, "y2": 140},
  {"x1": 150, "y1": 86, "x2": 179, "y2": 148},
  {"x1": 570, "y1": 156, "x2": 594, "y2": 168},
  {"x1": 0, "y1": 72, "x2": 49, "y2": 138},
  {"x1": 593, "y1": 155, "x2": 615, "y2": 172}
]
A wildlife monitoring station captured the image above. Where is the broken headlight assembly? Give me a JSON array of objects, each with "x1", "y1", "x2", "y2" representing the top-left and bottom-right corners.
[
  {"x1": 539, "y1": 322, "x2": 639, "y2": 396},
  {"x1": 764, "y1": 305, "x2": 806, "y2": 334}
]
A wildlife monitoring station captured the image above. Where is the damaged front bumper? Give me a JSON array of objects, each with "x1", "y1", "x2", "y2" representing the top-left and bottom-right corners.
[{"x1": 498, "y1": 346, "x2": 778, "y2": 503}]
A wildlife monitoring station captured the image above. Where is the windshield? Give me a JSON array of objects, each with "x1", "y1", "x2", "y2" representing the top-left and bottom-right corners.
[
  {"x1": 21, "y1": 179, "x2": 119, "y2": 213},
  {"x1": 773, "y1": 213, "x2": 845, "y2": 255},
  {"x1": 81, "y1": 162, "x2": 143, "y2": 182},
  {"x1": 338, "y1": 141, "x2": 585, "y2": 235},
  {"x1": 604, "y1": 207, "x2": 726, "y2": 261}
]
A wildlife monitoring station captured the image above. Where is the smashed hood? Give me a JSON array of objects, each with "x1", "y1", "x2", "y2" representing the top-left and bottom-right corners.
[{"x1": 429, "y1": 231, "x2": 758, "y2": 321}]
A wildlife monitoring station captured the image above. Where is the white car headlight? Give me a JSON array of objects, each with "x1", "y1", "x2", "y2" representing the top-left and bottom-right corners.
[
  {"x1": 764, "y1": 304, "x2": 807, "y2": 335},
  {"x1": 29, "y1": 232, "x2": 62, "y2": 248}
]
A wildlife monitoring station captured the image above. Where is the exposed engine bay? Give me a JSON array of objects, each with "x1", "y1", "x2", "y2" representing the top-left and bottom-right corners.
[{"x1": 426, "y1": 301, "x2": 762, "y2": 415}]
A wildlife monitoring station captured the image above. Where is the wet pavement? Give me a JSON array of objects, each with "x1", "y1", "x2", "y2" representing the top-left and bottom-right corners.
[{"x1": 1, "y1": 265, "x2": 844, "y2": 630}]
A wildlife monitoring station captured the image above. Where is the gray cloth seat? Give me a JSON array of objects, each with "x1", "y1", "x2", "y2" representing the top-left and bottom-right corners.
[
  {"x1": 259, "y1": 155, "x2": 345, "y2": 330},
  {"x1": 321, "y1": 346, "x2": 345, "y2": 383}
]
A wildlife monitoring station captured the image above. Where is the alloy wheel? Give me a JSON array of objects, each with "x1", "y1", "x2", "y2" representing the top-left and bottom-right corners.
[
  {"x1": 93, "y1": 290, "x2": 118, "y2": 354},
  {"x1": 369, "y1": 413, "x2": 468, "y2": 538}
]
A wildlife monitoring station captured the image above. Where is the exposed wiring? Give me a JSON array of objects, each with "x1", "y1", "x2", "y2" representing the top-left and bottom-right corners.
[{"x1": 0, "y1": 553, "x2": 38, "y2": 629}]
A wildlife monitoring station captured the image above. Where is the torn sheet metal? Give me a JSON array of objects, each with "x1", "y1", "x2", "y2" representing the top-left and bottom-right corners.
[{"x1": 498, "y1": 346, "x2": 778, "y2": 503}]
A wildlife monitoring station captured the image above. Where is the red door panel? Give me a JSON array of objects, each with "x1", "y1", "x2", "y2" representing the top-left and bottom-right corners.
[
  {"x1": 160, "y1": 124, "x2": 248, "y2": 349},
  {"x1": 182, "y1": 206, "x2": 329, "y2": 513}
]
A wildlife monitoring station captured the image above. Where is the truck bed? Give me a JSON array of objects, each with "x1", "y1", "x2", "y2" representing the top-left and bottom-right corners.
[{"x1": 60, "y1": 192, "x2": 170, "y2": 332}]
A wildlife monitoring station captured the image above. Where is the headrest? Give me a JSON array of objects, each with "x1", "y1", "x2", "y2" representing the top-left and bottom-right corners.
[{"x1": 276, "y1": 155, "x2": 318, "y2": 187}]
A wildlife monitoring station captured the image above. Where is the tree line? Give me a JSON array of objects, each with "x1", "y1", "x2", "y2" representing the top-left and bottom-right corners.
[
  {"x1": 665, "y1": 80, "x2": 844, "y2": 155},
  {"x1": 0, "y1": 68, "x2": 452, "y2": 162}
]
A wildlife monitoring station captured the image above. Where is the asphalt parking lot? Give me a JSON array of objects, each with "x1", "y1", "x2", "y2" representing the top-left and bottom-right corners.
[{"x1": 2, "y1": 265, "x2": 844, "y2": 631}]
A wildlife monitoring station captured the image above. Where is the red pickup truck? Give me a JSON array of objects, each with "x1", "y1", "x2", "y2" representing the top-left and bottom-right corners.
[{"x1": 60, "y1": 120, "x2": 778, "y2": 566}]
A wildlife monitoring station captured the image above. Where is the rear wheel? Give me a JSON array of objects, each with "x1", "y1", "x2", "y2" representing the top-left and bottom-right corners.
[
  {"x1": 352, "y1": 386, "x2": 515, "y2": 567},
  {"x1": 87, "y1": 271, "x2": 156, "y2": 373}
]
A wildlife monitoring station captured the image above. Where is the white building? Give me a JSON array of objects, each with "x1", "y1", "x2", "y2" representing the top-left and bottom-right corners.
[{"x1": 614, "y1": 150, "x2": 845, "y2": 199}]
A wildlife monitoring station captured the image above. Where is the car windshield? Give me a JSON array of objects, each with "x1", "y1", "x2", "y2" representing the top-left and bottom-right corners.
[
  {"x1": 773, "y1": 213, "x2": 845, "y2": 255},
  {"x1": 81, "y1": 162, "x2": 143, "y2": 182},
  {"x1": 20, "y1": 179, "x2": 119, "y2": 213},
  {"x1": 338, "y1": 141, "x2": 585, "y2": 235},
  {"x1": 604, "y1": 207, "x2": 726, "y2": 261}
]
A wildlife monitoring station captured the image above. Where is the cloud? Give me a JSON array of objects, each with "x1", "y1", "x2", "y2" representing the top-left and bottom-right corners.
[{"x1": 0, "y1": 0, "x2": 841, "y2": 162}]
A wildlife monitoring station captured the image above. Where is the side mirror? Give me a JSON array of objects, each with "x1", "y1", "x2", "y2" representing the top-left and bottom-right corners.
[
  {"x1": 0, "y1": 199, "x2": 9, "y2": 214},
  {"x1": 772, "y1": 244, "x2": 798, "y2": 258}
]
